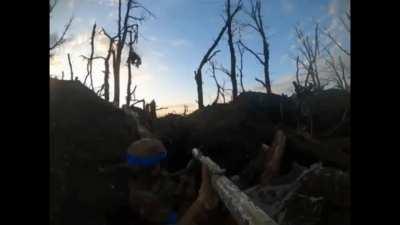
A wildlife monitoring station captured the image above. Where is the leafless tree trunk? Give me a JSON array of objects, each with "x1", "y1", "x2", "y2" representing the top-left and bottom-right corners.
[
  {"x1": 101, "y1": 28, "x2": 117, "y2": 101},
  {"x1": 145, "y1": 100, "x2": 157, "y2": 120},
  {"x1": 236, "y1": 42, "x2": 246, "y2": 93},
  {"x1": 226, "y1": 0, "x2": 242, "y2": 100},
  {"x1": 67, "y1": 53, "x2": 74, "y2": 80},
  {"x1": 61, "y1": 71, "x2": 64, "y2": 80},
  {"x1": 194, "y1": 1, "x2": 241, "y2": 109},
  {"x1": 295, "y1": 56, "x2": 300, "y2": 85},
  {"x1": 126, "y1": 59, "x2": 133, "y2": 106},
  {"x1": 113, "y1": 0, "x2": 126, "y2": 106},
  {"x1": 125, "y1": 29, "x2": 141, "y2": 106},
  {"x1": 240, "y1": 0, "x2": 271, "y2": 94},
  {"x1": 82, "y1": 23, "x2": 97, "y2": 91},
  {"x1": 106, "y1": 0, "x2": 151, "y2": 107},
  {"x1": 195, "y1": 34, "x2": 225, "y2": 109}
]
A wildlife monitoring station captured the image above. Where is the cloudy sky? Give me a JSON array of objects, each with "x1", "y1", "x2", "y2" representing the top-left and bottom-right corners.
[{"x1": 50, "y1": 0, "x2": 350, "y2": 115}]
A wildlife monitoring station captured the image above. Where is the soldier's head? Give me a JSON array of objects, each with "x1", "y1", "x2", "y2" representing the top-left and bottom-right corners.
[{"x1": 126, "y1": 138, "x2": 167, "y2": 179}]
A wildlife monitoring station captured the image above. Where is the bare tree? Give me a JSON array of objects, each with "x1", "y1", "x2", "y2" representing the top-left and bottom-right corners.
[
  {"x1": 236, "y1": 41, "x2": 246, "y2": 93},
  {"x1": 322, "y1": 12, "x2": 350, "y2": 57},
  {"x1": 324, "y1": 48, "x2": 349, "y2": 91},
  {"x1": 81, "y1": 23, "x2": 99, "y2": 91},
  {"x1": 49, "y1": 0, "x2": 73, "y2": 55},
  {"x1": 100, "y1": 29, "x2": 118, "y2": 101},
  {"x1": 225, "y1": 0, "x2": 242, "y2": 100},
  {"x1": 195, "y1": 38, "x2": 224, "y2": 109},
  {"x1": 194, "y1": 1, "x2": 241, "y2": 109},
  {"x1": 294, "y1": 23, "x2": 321, "y2": 90},
  {"x1": 209, "y1": 60, "x2": 224, "y2": 104},
  {"x1": 102, "y1": 0, "x2": 152, "y2": 107},
  {"x1": 322, "y1": 11, "x2": 350, "y2": 92},
  {"x1": 61, "y1": 71, "x2": 65, "y2": 80},
  {"x1": 240, "y1": 0, "x2": 271, "y2": 94},
  {"x1": 126, "y1": 28, "x2": 141, "y2": 106}
]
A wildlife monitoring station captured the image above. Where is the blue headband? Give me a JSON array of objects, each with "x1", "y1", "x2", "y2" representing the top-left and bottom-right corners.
[
  {"x1": 165, "y1": 211, "x2": 177, "y2": 225},
  {"x1": 126, "y1": 151, "x2": 167, "y2": 167}
]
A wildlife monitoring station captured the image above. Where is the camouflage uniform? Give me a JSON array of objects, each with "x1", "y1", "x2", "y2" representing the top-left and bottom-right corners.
[{"x1": 125, "y1": 138, "x2": 194, "y2": 225}]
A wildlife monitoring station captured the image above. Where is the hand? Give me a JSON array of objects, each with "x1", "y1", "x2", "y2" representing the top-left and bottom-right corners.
[{"x1": 197, "y1": 165, "x2": 219, "y2": 210}]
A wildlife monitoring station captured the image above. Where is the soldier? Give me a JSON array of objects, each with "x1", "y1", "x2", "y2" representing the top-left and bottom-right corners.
[{"x1": 125, "y1": 138, "x2": 219, "y2": 225}]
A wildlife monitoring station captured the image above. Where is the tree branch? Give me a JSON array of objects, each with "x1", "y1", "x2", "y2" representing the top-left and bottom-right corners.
[
  {"x1": 49, "y1": 0, "x2": 59, "y2": 14},
  {"x1": 50, "y1": 17, "x2": 73, "y2": 51},
  {"x1": 255, "y1": 78, "x2": 266, "y2": 87},
  {"x1": 323, "y1": 30, "x2": 350, "y2": 56},
  {"x1": 238, "y1": 40, "x2": 264, "y2": 64}
]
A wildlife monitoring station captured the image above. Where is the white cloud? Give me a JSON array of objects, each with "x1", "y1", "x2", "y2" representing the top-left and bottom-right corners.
[{"x1": 170, "y1": 39, "x2": 191, "y2": 48}]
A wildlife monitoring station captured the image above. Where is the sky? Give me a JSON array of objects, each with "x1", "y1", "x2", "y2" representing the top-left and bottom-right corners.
[{"x1": 50, "y1": 0, "x2": 350, "y2": 115}]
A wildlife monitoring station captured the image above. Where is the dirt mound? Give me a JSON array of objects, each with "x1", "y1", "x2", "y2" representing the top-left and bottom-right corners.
[
  {"x1": 154, "y1": 90, "x2": 350, "y2": 175},
  {"x1": 50, "y1": 79, "x2": 140, "y2": 225},
  {"x1": 152, "y1": 90, "x2": 350, "y2": 224},
  {"x1": 50, "y1": 80, "x2": 350, "y2": 225}
]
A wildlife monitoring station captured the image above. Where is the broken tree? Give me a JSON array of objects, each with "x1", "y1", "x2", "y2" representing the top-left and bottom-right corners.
[
  {"x1": 240, "y1": 0, "x2": 271, "y2": 94},
  {"x1": 194, "y1": 1, "x2": 241, "y2": 109},
  {"x1": 225, "y1": 0, "x2": 242, "y2": 100}
]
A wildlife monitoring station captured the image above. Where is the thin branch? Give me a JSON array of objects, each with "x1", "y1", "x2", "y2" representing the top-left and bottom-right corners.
[
  {"x1": 323, "y1": 30, "x2": 350, "y2": 56},
  {"x1": 243, "y1": 23, "x2": 259, "y2": 32},
  {"x1": 128, "y1": 15, "x2": 145, "y2": 22},
  {"x1": 238, "y1": 40, "x2": 264, "y2": 64},
  {"x1": 49, "y1": 0, "x2": 59, "y2": 14},
  {"x1": 130, "y1": 4, "x2": 156, "y2": 19},
  {"x1": 236, "y1": 41, "x2": 245, "y2": 92},
  {"x1": 339, "y1": 16, "x2": 350, "y2": 33},
  {"x1": 80, "y1": 55, "x2": 104, "y2": 60},
  {"x1": 50, "y1": 17, "x2": 73, "y2": 51},
  {"x1": 255, "y1": 78, "x2": 266, "y2": 87},
  {"x1": 207, "y1": 50, "x2": 221, "y2": 62},
  {"x1": 216, "y1": 64, "x2": 231, "y2": 77}
]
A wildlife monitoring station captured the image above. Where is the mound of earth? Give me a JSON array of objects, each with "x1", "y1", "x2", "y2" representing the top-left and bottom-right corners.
[
  {"x1": 50, "y1": 79, "x2": 140, "y2": 225},
  {"x1": 152, "y1": 90, "x2": 350, "y2": 225},
  {"x1": 50, "y1": 78, "x2": 350, "y2": 225},
  {"x1": 154, "y1": 90, "x2": 350, "y2": 176}
]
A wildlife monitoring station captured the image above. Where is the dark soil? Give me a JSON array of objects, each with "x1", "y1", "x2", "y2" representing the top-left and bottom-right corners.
[
  {"x1": 50, "y1": 78, "x2": 350, "y2": 225},
  {"x1": 50, "y1": 79, "x2": 140, "y2": 225}
]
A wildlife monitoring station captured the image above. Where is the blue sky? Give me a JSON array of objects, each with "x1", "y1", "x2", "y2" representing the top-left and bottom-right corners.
[{"x1": 50, "y1": 0, "x2": 350, "y2": 114}]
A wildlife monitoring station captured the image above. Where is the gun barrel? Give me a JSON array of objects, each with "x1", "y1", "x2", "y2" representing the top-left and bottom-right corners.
[{"x1": 192, "y1": 148, "x2": 279, "y2": 225}]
